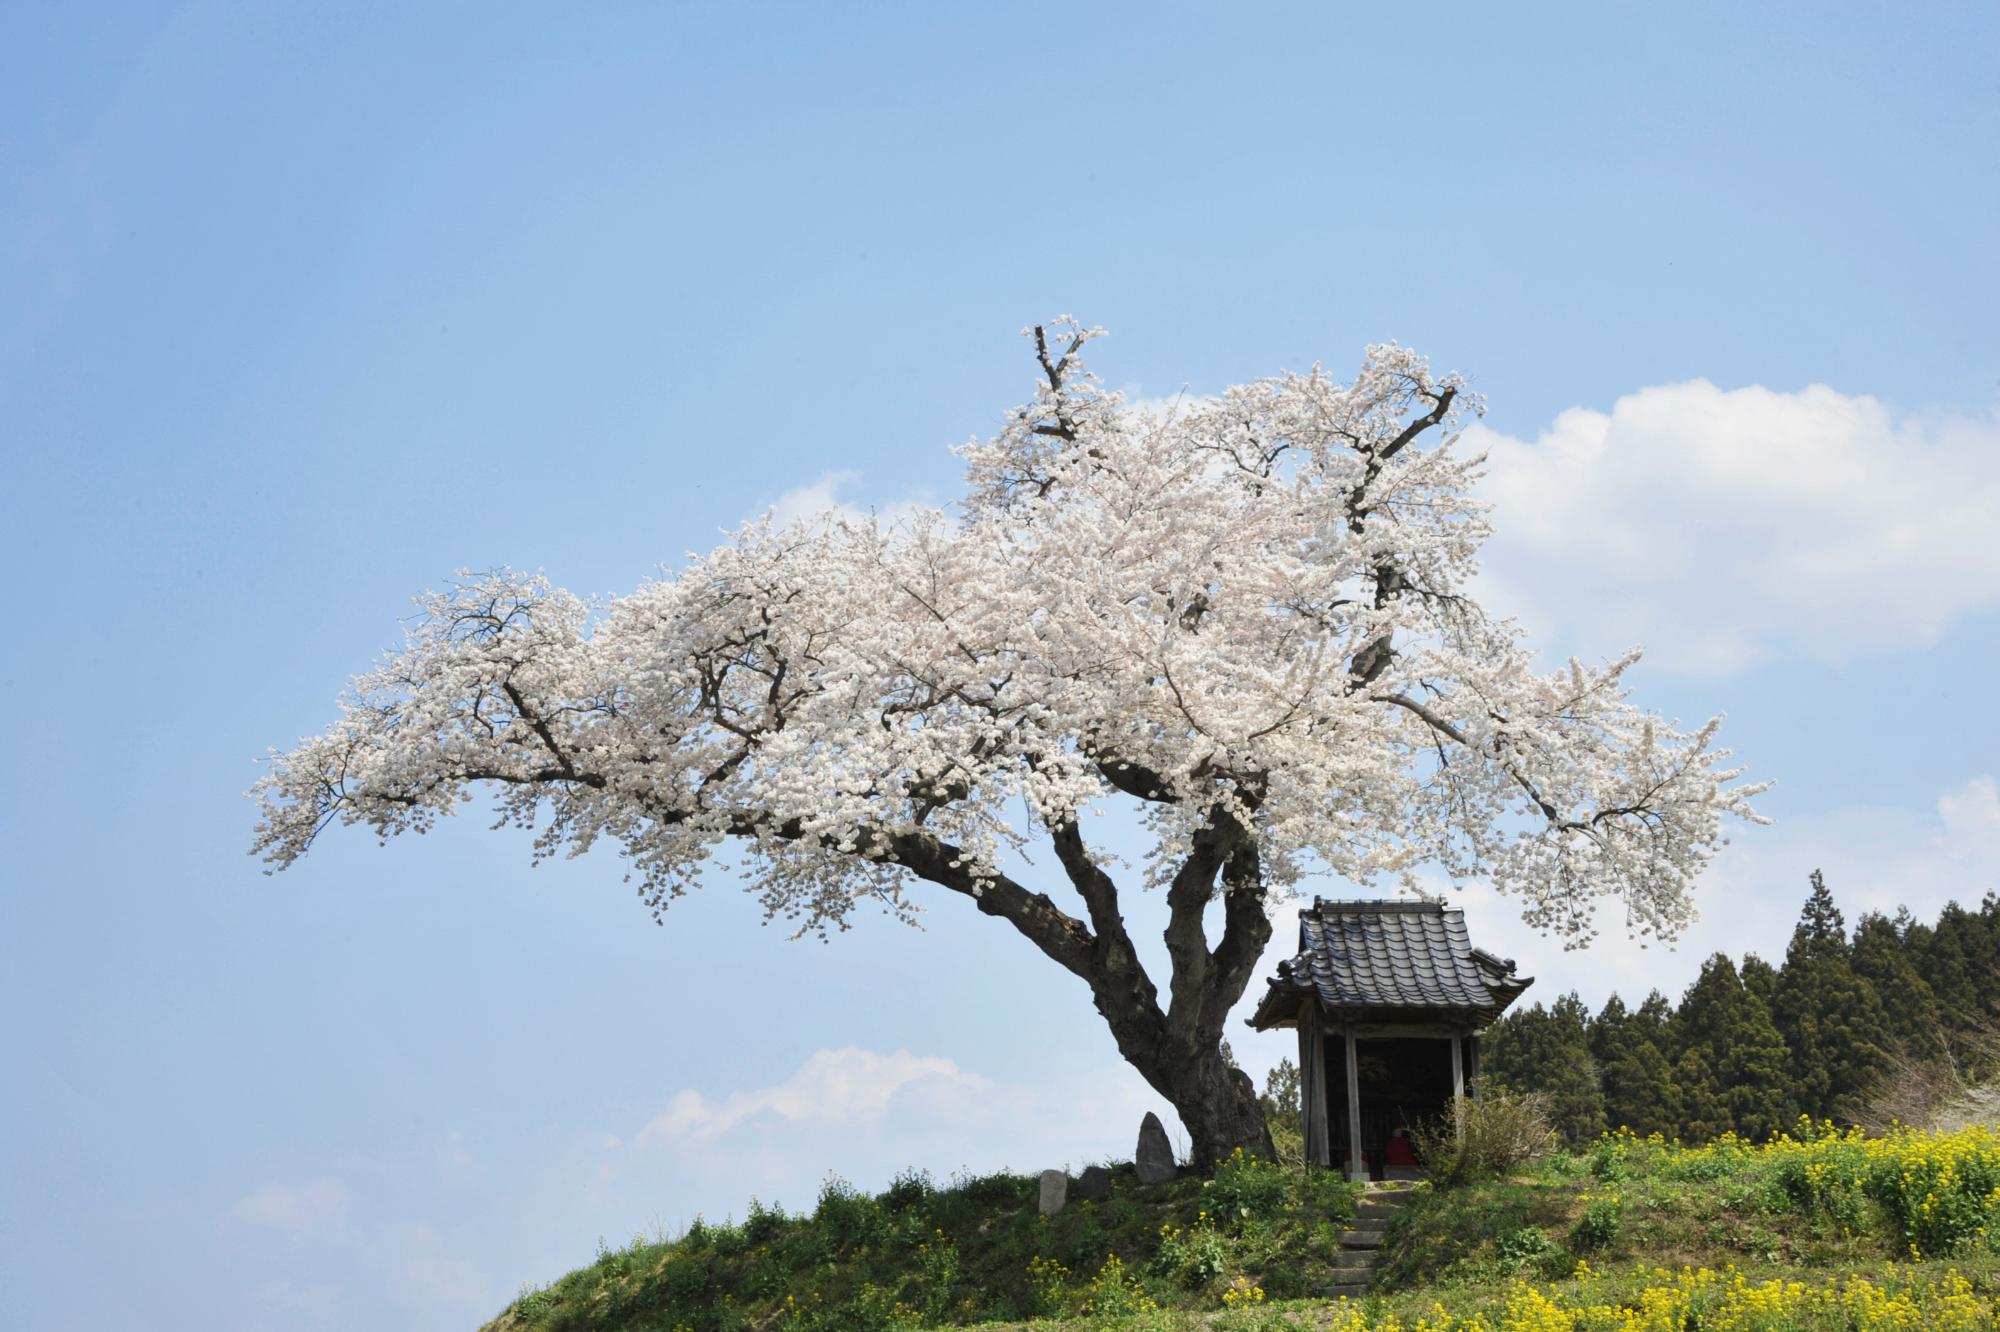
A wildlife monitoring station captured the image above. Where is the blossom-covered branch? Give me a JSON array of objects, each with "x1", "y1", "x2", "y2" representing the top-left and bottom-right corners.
[{"x1": 253, "y1": 319, "x2": 1765, "y2": 1162}]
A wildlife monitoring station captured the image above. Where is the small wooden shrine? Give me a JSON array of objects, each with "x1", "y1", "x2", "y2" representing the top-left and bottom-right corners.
[{"x1": 1247, "y1": 899, "x2": 1532, "y2": 1180}]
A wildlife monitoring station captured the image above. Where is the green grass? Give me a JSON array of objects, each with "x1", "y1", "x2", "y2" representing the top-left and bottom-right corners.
[
  {"x1": 1373, "y1": 1149, "x2": 1988, "y2": 1291},
  {"x1": 486, "y1": 1129, "x2": 2000, "y2": 1332},
  {"x1": 486, "y1": 1154, "x2": 1360, "y2": 1332}
]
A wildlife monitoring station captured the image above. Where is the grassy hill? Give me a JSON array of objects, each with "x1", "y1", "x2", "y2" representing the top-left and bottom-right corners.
[{"x1": 484, "y1": 1125, "x2": 2000, "y2": 1332}]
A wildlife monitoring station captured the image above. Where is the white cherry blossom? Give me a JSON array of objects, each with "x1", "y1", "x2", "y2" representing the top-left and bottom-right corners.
[{"x1": 253, "y1": 319, "x2": 1765, "y2": 1161}]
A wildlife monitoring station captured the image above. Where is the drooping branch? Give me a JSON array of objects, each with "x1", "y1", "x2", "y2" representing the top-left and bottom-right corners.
[
  {"x1": 873, "y1": 825, "x2": 1098, "y2": 980},
  {"x1": 1373, "y1": 687, "x2": 1594, "y2": 829}
]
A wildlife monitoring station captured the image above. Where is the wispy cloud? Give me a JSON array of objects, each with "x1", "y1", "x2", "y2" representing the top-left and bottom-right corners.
[
  {"x1": 757, "y1": 471, "x2": 933, "y2": 530},
  {"x1": 589, "y1": 1045, "x2": 1165, "y2": 1227},
  {"x1": 637, "y1": 1047, "x2": 991, "y2": 1145},
  {"x1": 225, "y1": 1177, "x2": 349, "y2": 1232}
]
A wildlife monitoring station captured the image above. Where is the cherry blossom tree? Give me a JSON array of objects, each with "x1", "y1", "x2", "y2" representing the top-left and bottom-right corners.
[{"x1": 253, "y1": 320, "x2": 1765, "y2": 1164}]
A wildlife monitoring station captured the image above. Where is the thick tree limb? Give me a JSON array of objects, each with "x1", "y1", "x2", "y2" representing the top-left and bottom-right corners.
[
  {"x1": 1208, "y1": 842, "x2": 1272, "y2": 1016},
  {"x1": 1161, "y1": 811, "x2": 1247, "y2": 1041}
]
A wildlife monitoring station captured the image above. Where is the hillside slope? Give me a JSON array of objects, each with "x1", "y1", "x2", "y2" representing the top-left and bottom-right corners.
[
  {"x1": 488, "y1": 1153, "x2": 1359, "y2": 1331},
  {"x1": 485, "y1": 1126, "x2": 2000, "y2": 1331}
]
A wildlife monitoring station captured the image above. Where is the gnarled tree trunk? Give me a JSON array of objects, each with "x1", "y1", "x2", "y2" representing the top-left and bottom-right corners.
[
  {"x1": 1050, "y1": 808, "x2": 1279, "y2": 1171},
  {"x1": 1155, "y1": 1041, "x2": 1275, "y2": 1169},
  {"x1": 1087, "y1": 961, "x2": 1278, "y2": 1169}
]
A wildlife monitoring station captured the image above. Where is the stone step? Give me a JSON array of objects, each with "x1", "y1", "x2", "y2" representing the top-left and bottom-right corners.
[
  {"x1": 1341, "y1": 1226, "x2": 1387, "y2": 1249},
  {"x1": 1354, "y1": 1200, "x2": 1406, "y2": 1220},
  {"x1": 1327, "y1": 1282, "x2": 1373, "y2": 1300},
  {"x1": 1329, "y1": 1250, "x2": 1377, "y2": 1271}
]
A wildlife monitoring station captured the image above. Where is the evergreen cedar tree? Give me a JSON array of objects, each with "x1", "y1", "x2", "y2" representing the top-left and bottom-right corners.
[
  {"x1": 252, "y1": 320, "x2": 1768, "y2": 1166},
  {"x1": 1479, "y1": 879, "x2": 2000, "y2": 1145}
]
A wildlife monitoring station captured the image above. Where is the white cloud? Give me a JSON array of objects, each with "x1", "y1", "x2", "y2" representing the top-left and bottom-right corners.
[
  {"x1": 1469, "y1": 382, "x2": 2000, "y2": 674},
  {"x1": 637, "y1": 1046, "x2": 991, "y2": 1144},
  {"x1": 225, "y1": 1177, "x2": 349, "y2": 1232},
  {"x1": 589, "y1": 1047, "x2": 1164, "y2": 1230},
  {"x1": 1937, "y1": 775, "x2": 2000, "y2": 844},
  {"x1": 759, "y1": 470, "x2": 932, "y2": 530},
  {"x1": 1442, "y1": 773, "x2": 2000, "y2": 1010}
]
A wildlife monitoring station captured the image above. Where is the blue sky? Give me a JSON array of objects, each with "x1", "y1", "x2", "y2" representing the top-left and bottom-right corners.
[{"x1": 4, "y1": 3, "x2": 1998, "y2": 1328}]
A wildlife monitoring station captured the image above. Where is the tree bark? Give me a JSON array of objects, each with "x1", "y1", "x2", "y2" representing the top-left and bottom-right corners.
[
  {"x1": 1157, "y1": 1040, "x2": 1276, "y2": 1169},
  {"x1": 1076, "y1": 968, "x2": 1278, "y2": 1169},
  {"x1": 1045, "y1": 812, "x2": 1279, "y2": 1170}
]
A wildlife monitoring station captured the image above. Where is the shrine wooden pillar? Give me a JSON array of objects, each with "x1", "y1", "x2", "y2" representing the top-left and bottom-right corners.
[
  {"x1": 1298, "y1": 1003, "x2": 1331, "y2": 1168},
  {"x1": 1344, "y1": 1025, "x2": 1365, "y2": 1181}
]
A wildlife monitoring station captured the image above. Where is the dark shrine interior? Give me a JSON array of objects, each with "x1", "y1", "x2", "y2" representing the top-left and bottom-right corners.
[{"x1": 1323, "y1": 1035, "x2": 1464, "y2": 1179}]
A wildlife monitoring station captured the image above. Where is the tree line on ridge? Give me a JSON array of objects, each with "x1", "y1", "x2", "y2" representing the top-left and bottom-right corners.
[{"x1": 1477, "y1": 873, "x2": 2000, "y2": 1145}]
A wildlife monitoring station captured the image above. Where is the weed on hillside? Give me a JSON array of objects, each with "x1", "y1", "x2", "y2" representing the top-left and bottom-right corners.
[
  {"x1": 1375, "y1": 1120, "x2": 2000, "y2": 1292},
  {"x1": 488, "y1": 1151, "x2": 1359, "y2": 1332}
]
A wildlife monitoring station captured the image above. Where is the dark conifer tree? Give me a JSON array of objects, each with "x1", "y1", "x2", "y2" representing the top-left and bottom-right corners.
[
  {"x1": 1672, "y1": 1044, "x2": 1732, "y2": 1142},
  {"x1": 1467, "y1": 891, "x2": 1991, "y2": 1141},
  {"x1": 1771, "y1": 871, "x2": 1889, "y2": 1120},
  {"x1": 1632, "y1": 990, "x2": 1676, "y2": 1049},
  {"x1": 1676, "y1": 953, "x2": 1794, "y2": 1139},
  {"x1": 1676, "y1": 953, "x2": 1738, "y2": 1056},
  {"x1": 1948, "y1": 898, "x2": 1996, "y2": 989},
  {"x1": 1852, "y1": 910, "x2": 1947, "y2": 1064},
  {"x1": 1601, "y1": 1040, "x2": 1673, "y2": 1137},
  {"x1": 1918, "y1": 901, "x2": 1983, "y2": 1024},
  {"x1": 1925, "y1": 899, "x2": 2000, "y2": 1079},
  {"x1": 1741, "y1": 953, "x2": 1780, "y2": 1010},
  {"x1": 1794, "y1": 869, "x2": 1846, "y2": 953},
  {"x1": 1481, "y1": 994, "x2": 1606, "y2": 1146},
  {"x1": 1480, "y1": 996, "x2": 1536, "y2": 1088},
  {"x1": 1543, "y1": 992, "x2": 1608, "y2": 1144},
  {"x1": 1728, "y1": 999, "x2": 1794, "y2": 1138},
  {"x1": 1596, "y1": 991, "x2": 1676, "y2": 1137},
  {"x1": 1899, "y1": 906, "x2": 1937, "y2": 975},
  {"x1": 1590, "y1": 993, "x2": 1631, "y2": 1068},
  {"x1": 1976, "y1": 893, "x2": 2000, "y2": 1030}
]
